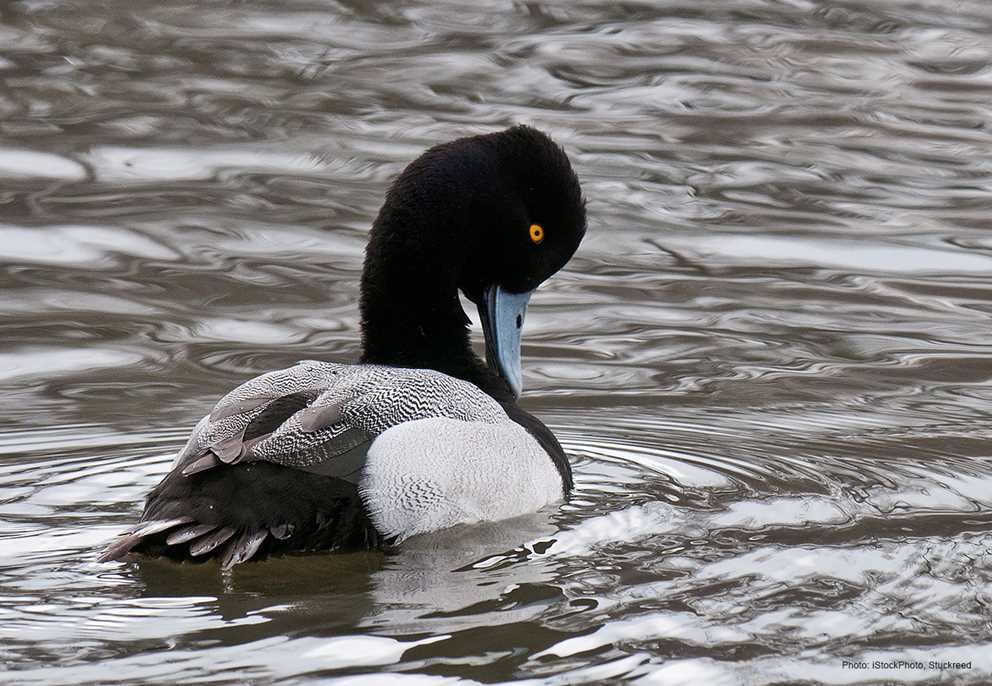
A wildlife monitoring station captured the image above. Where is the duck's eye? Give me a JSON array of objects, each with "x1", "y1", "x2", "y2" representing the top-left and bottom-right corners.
[{"x1": 529, "y1": 224, "x2": 544, "y2": 244}]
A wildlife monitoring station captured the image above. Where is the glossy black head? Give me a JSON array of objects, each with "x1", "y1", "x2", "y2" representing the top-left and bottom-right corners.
[
  {"x1": 359, "y1": 125, "x2": 585, "y2": 399},
  {"x1": 458, "y1": 125, "x2": 587, "y2": 302}
]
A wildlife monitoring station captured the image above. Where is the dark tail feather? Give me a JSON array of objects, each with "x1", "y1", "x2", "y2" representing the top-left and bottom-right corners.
[
  {"x1": 188, "y1": 526, "x2": 236, "y2": 556},
  {"x1": 98, "y1": 517, "x2": 193, "y2": 562},
  {"x1": 166, "y1": 523, "x2": 217, "y2": 546},
  {"x1": 99, "y1": 461, "x2": 381, "y2": 567},
  {"x1": 219, "y1": 528, "x2": 269, "y2": 569}
]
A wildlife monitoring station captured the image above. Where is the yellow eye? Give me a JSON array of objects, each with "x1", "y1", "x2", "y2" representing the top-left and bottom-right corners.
[{"x1": 529, "y1": 224, "x2": 544, "y2": 244}]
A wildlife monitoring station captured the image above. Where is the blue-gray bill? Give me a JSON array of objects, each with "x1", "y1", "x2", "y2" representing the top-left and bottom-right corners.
[{"x1": 479, "y1": 285, "x2": 532, "y2": 398}]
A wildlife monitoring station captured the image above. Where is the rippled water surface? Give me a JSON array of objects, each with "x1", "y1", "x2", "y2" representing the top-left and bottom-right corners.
[{"x1": 3, "y1": 1, "x2": 992, "y2": 683}]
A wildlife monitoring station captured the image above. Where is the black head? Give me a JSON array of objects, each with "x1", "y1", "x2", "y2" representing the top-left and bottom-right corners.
[
  {"x1": 359, "y1": 125, "x2": 586, "y2": 399},
  {"x1": 458, "y1": 125, "x2": 587, "y2": 302}
]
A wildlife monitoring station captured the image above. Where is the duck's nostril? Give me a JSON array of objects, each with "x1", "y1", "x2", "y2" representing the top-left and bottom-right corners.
[{"x1": 516, "y1": 315, "x2": 522, "y2": 328}]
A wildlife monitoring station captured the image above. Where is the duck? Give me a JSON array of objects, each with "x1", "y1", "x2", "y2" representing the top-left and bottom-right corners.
[{"x1": 99, "y1": 125, "x2": 587, "y2": 568}]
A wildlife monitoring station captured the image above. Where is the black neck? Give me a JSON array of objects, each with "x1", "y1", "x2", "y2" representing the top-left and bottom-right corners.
[
  {"x1": 359, "y1": 275, "x2": 511, "y2": 402},
  {"x1": 357, "y1": 208, "x2": 514, "y2": 403}
]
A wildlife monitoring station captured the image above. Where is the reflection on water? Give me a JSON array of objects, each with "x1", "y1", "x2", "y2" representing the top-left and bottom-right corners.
[{"x1": 3, "y1": 0, "x2": 992, "y2": 683}]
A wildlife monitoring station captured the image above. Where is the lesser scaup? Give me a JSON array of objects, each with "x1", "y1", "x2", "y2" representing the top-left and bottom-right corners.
[{"x1": 100, "y1": 125, "x2": 586, "y2": 567}]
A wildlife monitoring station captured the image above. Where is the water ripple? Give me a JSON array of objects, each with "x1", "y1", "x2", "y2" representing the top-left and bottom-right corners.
[{"x1": 3, "y1": 0, "x2": 992, "y2": 683}]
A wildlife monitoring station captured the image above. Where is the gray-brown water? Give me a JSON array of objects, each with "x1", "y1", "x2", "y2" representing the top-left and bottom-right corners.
[{"x1": 2, "y1": 1, "x2": 992, "y2": 684}]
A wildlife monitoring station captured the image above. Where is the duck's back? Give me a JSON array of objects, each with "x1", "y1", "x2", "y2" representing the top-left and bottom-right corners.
[
  {"x1": 100, "y1": 361, "x2": 563, "y2": 567},
  {"x1": 173, "y1": 361, "x2": 509, "y2": 474}
]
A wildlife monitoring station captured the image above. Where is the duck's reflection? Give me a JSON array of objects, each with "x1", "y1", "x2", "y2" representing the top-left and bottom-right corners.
[
  {"x1": 127, "y1": 508, "x2": 561, "y2": 646},
  {"x1": 362, "y1": 510, "x2": 561, "y2": 635},
  {"x1": 129, "y1": 548, "x2": 385, "y2": 639}
]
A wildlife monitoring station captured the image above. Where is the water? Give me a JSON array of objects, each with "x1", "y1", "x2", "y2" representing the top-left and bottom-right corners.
[{"x1": 2, "y1": 0, "x2": 992, "y2": 683}]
